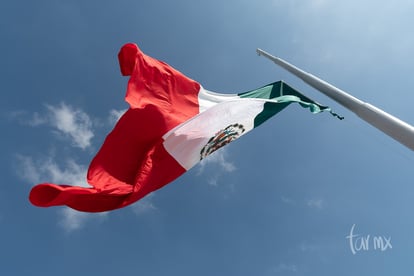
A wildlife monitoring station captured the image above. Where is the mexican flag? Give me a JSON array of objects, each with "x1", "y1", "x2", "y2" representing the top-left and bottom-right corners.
[{"x1": 29, "y1": 43, "x2": 335, "y2": 212}]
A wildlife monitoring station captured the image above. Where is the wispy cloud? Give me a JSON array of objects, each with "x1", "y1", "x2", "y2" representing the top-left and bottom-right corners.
[
  {"x1": 10, "y1": 103, "x2": 95, "y2": 150},
  {"x1": 196, "y1": 148, "x2": 237, "y2": 191},
  {"x1": 271, "y1": 263, "x2": 298, "y2": 274},
  {"x1": 307, "y1": 198, "x2": 324, "y2": 210},
  {"x1": 16, "y1": 154, "x2": 103, "y2": 232},
  {"x1": 272, "y1": 0, "x2": 328, "y2": 13},
  {"x1": 7, "y1": 110, "x2": 47, "y2": 126},
  {"x1": 280, "y1": 196, "x2": 324, "y2": 210},
  {"x1": 197, "y1": 149, "x2": 236, "y2": 179},
  {"x1": 108, "y1": 109, "x2": 127, "y2": 125},
  {"x1": 299, "y1": 241, "x2": 320, "y2": 253},
  {"x1": 13, "y1": 104, "x2": 131, "y2": 231},
  {"x1": 281, "y1": 196, "x2": 296, "y2": 205},
  {"x1": 59, "y1": 208, "x2": 107, "y2": 233},
  {"x1": 16, "y1": 154, "x2": 89, "y2": 187},
  {"x1": 46, "y1": 103, "x2": 94, "y2": 150},
  {"x1": 131, "y1": 193, "x2": 157, "y2": 215}
]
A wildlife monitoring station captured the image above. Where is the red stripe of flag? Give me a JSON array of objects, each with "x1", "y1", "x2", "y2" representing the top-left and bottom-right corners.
[{"x1": 30, "y1": 43, "x2": 201, "y2": 212}]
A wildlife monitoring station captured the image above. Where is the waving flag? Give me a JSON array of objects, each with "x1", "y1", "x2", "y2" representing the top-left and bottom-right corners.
[{"x1": 29, "y1": 43, "x2": 335, "y2": 212}]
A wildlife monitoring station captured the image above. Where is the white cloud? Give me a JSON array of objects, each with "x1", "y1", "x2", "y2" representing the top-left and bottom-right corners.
[
  {"x1": 59, "y1": 208, "x2": 107, "y2": 233},
  {"x1": 7, "y1": 110, "x2": 47, "y2": 126},
  {"x1": 198, "y1": 148, "x2": 236, "y2": 174},
  {"x1": 28, "y1": 111, "x2": 48, "y2": 126},
  {"x1": 17, "y1": 154, "x2": 89, "y2": 188},
  {"x1": 17, "y1": 155, "x2": 42, "y2": 183},
  {"x1": 46, "y1": 103, "x2": 94, "y2": 150},
  {"x1": 197, "y1": 149, "x2": 236, "y2": 187},
  {"x1": 10, "y1": 103, "x2": 95, "y2": 150},
  {"x1": 108, "y1": 108, "x2": 127, "y2": 125},
  {"x1": 16, "y1": 154, "x2": 101, "y2": 232},
  {"x1": 13, "y1": 104, "x2": 131, "y2": 232}
]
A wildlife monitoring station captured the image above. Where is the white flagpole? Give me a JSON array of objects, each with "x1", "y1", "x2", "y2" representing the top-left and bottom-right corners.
[{"x1": 257, "y1": 48, "x2": 414, "y2": 151}]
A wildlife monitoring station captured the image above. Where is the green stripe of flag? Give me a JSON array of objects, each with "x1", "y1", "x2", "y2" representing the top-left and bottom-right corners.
[{"x1": 238, "y1": 81, "x2": 342, "y2": 126}]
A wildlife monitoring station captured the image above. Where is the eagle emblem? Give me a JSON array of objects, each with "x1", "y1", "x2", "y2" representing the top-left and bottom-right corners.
[{"x1": 200, "y1": 123, "x2": 245, "y2": 160}]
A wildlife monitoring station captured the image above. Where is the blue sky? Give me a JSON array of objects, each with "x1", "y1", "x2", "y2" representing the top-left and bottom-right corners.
[{"x1": 2, "y1": 0, "x2": 414, "y2": 275}]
